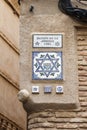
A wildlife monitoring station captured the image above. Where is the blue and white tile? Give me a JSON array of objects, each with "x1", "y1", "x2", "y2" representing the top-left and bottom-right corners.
[
  {"x1": 32, "y1": 52, "x2": 63, "y2": 80},
  {"x1": 56, "y1": 86, "x2": 63, "y2": 93}
]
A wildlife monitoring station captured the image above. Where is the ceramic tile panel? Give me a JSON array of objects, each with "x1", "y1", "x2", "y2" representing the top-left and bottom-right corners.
[
  {"x1": 32, "y1": 52, "x2": 63, "y2": 80},
  {"x1": 33, "y1": 34, "x2": 62, "y2": 48},
  {"x1": 44, "y1": 86, "x2": 52, "y2": 93}
]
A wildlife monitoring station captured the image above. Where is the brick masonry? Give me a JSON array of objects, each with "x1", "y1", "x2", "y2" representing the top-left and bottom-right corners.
[{"x1": 27, "y1": 28, "x2": 87, "y2": 130}]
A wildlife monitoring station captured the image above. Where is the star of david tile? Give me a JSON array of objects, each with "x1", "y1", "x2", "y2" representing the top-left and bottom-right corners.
[{"x1": 32, "y1": 52, "x2": 63, "y2": 80}]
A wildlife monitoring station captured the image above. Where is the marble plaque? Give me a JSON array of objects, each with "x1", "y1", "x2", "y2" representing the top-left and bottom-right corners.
[
  {"x1": 33, "y1": 34, "x2": 62, "y2": 48},
  {"x1": 32, "y1": 52, "x2": 63, "y2": 80}
]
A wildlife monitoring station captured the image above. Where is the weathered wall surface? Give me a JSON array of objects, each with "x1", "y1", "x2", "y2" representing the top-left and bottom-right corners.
[
  {"x1": 20, "y1": 0, "x2": 87, "y2": 130},
  {"x1": 20, "y1": 0, "x2": 80, "y2": 111},
  {"x1": 0, "y1": 76, "x2": 26, "y2": 129},
  {"x1": 0, "y1": 36, "x2": 19, "y2": 85},
  {"x1": 0, "y1": 0, "x2": 19, "y2": 49},
  {"x1": 0, "y1": 0, "x2": 26, "y2": 130},
  {"x1": 28, "y1": 27, "x2": 87, "y2": 130}
]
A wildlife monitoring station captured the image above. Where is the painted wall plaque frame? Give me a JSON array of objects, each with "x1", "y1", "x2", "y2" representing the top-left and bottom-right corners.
[{"x1": 33, "y1": 34, "x2": 63, "y2": 48}]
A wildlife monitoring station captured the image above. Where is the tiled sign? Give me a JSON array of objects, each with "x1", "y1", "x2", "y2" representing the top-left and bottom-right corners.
[
  {"x1": 32, "y1": 52, "x2": 63, "y2": 80},
  {"x1": 56, "y1": 86, "x2": 63, "y2": 93},
  {"x1": 33, "y1": 34, "x2": 62, "y2": 48},
  {"x1": 32, "y1": 86, "x2": 39, "y2": 93},
  {"x1": 44, "y1": 86, "x2": 52, "y2": 93}
]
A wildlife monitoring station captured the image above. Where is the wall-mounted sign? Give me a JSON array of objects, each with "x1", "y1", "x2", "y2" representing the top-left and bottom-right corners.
[
  {"x1": 33, "y1": 34, "x2": 63, "y2": 48},
  {"x1": 56, "y1": 86, "x2": 63, "y2": 94},
  {"x1": 32, "y1": 86, "x2": 39, "y2": 93},
  {"x1": 32, "y1": 52, "x2": 63, "y2": 80},
  {"x1": 44, "y1": 86, "x2": 52, "y2": 93}
]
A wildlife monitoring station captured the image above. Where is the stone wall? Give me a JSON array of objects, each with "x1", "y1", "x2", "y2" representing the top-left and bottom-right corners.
[{"x1": 27, "y1": 27, "x2": 87, "y2": 130}]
